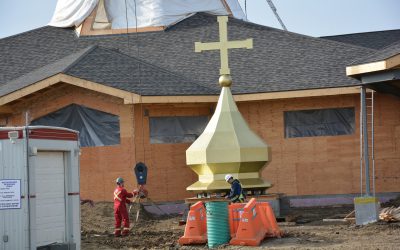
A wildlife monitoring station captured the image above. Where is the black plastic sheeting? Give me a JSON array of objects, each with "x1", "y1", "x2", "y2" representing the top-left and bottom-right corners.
[
  {"x1": 149, "y1": 116, "x2": 209, "y2": 144},
  {"x1": 31, "y1": 104, "x2": 120, "y2": 147},
  {"x1": 284, "y1": 108, "x2": 355, "y2": 138}
]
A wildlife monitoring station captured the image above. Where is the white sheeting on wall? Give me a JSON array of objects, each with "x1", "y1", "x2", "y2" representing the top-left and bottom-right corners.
[
  {"x1": 49, "y1": 0, "x2": 245, "y2": 28},
  {"x1": 49, "y1": 0, "x2": 99, "y2": 27},
  {"x1": 225, "y1": 0, "x2": 246, "y2": 20}
]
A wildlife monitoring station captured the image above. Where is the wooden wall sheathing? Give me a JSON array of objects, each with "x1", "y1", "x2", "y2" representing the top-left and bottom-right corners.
[
  {"x1": 5, "y1": 85, "x2": 400, "y2": 201},
  {"x1": 238, "y1": 94, "x2": 400, "y2": 197}
]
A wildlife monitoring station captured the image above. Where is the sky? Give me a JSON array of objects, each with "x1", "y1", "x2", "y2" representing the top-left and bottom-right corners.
[{"x1": 0, "y1": 0, "x2": 399, "y2": 39}]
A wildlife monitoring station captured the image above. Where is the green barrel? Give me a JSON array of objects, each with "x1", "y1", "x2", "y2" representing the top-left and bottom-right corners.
[{"x1": 205, "y1": 202, "x2": 230, "y2": 248}]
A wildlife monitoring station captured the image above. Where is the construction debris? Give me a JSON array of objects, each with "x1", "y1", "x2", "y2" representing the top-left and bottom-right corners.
[
  {"x1": 81, "y1": 199, "x2": 95, "y2": 207},
  {"x1": 381, "y1": 196, "x2": 400, "y2": 207},
  {"x1": 344, "y1": 210, "x2": 356, "y2": 222},
  {"x1": 322, "y1": 218, "x2": 347, "y2": 222},
  {"x1": 379, "y1": 206, "x2": 400, "y2": 222}
]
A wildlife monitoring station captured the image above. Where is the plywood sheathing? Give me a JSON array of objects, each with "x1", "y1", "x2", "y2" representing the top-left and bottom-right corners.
[
  {"x1": 5, "y1": 85, "x2": 400, "y2": 201},
  {"x1": 238, "y1": 93, "x2": 400, "y2": 196},
  {"x1": 7, "y1": 85, "x2": 135, "y2": 201}
]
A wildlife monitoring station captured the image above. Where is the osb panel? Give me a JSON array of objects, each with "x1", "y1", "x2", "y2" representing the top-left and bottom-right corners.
[
  {"x1": 374, "y1": 158, "x2": 400, "y2": 192},
  {"x1": 8, "y1": 87, "x2": 213, "y2": 201},
  {"x1": 239, "y1": 93, "x2": 400, "y2": 196},
  {"x1": 8, "y1": 86, "x2": 136, "y2": 201},
  {"x1": 395, "y1": 125, "x2": 400, "y2": 138},
  {"x1": 132, "y1": 104, "x2": 214, "y2": 201},
  {"x1": 375, "y1": 95, "x2": 400, "y2": 126},
  {"x1": 148, "y1": 104, "x2": 212, "y2": 117},
  {"x1": 5, "y1": 85, "x2": 400, "y2": 201},
  {"x1": 9, "y1": 85, "x2": 122, "y2": 122},
  {"x1": 296, "y1": 161, "x2": 358, "y2": 195}
]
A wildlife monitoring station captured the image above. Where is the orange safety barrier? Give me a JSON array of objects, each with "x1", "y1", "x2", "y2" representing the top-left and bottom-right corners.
[
  {"x1": 230, "y1": 198, "x2": 267, "y2": 246},
  {"x1": 257, "y1": 202, "x2": 283, "y2": 238},
  {"x1": 228, "y1": 203, "x2": 245, "y2": 238},
  {"x1": 178, "y1": 201, "x2": 207, "y2": 245},
  {"x1": 179, "y1": 199, "x2": 283, "y2": 246}
]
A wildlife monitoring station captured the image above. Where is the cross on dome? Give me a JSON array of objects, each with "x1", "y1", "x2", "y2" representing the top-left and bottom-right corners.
[{"x1": 195, "y1": 16, "x2": 253, "y2": 76}]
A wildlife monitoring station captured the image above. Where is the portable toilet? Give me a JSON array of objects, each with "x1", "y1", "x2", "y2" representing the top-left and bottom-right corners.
[{"x1": 0, "y1": 126, "x2": 80, "y2": 250}]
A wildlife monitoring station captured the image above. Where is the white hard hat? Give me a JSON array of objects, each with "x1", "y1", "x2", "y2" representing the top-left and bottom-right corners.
[{"x1": 225, "y1": 174, "x2": 233, "y2": 182}]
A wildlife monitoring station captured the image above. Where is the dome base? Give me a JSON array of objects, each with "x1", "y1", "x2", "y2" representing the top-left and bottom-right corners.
[{"x1": 186, "y1": 177, "x2": 272, "y2": 193}]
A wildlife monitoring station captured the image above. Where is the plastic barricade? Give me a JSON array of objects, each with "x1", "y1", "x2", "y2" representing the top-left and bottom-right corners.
[
  {"x1": 178, "y1": 201, "x2": 207, "y2": 245},
  {"x1": 257, "y1": 202, "x2": 283, "y2": 238},
  {"x1": 228, "y1": 203, "x2": 245, "y2": 238},
  {"x1": 230, "y1": 198, "x2": 267, "y2": 246}
]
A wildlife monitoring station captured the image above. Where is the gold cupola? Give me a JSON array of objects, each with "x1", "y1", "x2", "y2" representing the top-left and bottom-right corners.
[{"x1": 186, "y1": 16, "x2": 271, "y2": 192}]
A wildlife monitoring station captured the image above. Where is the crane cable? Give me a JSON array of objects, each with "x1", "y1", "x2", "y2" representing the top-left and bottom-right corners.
[
  {"x1": 124, "y1": 0, "x2": 150, "y2": 223},
  {"x1": 124, "y1": 0, "x2": 146, "y2": 166},
  {"x1": 244, "y1": 0, "x2": 247, "y2": 18},
  {"x1": 265, "y1": 0, "x2": 288, "y2": 31}
]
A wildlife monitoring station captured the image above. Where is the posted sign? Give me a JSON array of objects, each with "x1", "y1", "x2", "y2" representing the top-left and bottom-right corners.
[{"x1": 0, "y1": 179, "x2": 21, "y2": 209}]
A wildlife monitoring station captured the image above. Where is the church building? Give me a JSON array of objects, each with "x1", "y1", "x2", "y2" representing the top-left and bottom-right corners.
[{"x1": 0, "y1": 0, "x2": 399, "y2": 204}]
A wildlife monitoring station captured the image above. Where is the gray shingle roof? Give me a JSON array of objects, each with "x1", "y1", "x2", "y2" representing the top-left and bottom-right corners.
[
  {"x1": 349, "y1": 40, "x2": 400, "y2": 66},
  {"x1": 0, "y1": 26, "x2": 79, "y2": 86},
  {"x1": 0, "y1": 45, "x2": 216, "y2": 96},
  {"x1": 0, "y1": 46, "x2": 95, "y2": 96},
  {"x1": 0, "y1": 13, "x2": 376, "y2": 96},
  {"x1": 321, "y1": 29, "x2": 400, "y2": 50},
  {"x1": 66, "y1": 46, "x2": 217, "y2": 95}
]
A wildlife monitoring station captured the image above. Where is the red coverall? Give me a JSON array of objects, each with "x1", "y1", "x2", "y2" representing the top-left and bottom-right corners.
[{"x1": 114, "y1": 186, "x2": 134, "y2": 236}]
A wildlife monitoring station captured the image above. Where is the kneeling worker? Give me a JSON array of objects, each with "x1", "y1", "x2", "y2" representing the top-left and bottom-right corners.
[
  {"x1": 114, "y1": 177, "x2": 134, "y2": 237},
  {"x1": 224, "y1": 174, "x2": 245, "y2": 203}
]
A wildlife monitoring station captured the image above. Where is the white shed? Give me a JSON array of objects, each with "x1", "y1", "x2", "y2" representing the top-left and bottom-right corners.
[{"x1": 0, "y1": 126, "x2": 80, "y2": 250}]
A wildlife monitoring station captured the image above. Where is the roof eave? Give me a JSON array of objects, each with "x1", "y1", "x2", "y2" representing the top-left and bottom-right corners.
[
  {"x1": 0, "y1": 74, "x2": 362, "y2": 108},
  {"x1": 346, "y1": 53, "x2": 400, "y2": 77},
  {"x1": 0, "y1": 73, "x2": 140, "y2": 106}
]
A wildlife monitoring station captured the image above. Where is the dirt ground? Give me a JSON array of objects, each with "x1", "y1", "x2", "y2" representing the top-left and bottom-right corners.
[{"x1": 81, "y1": 197, "x2": 400, "y2": 250}]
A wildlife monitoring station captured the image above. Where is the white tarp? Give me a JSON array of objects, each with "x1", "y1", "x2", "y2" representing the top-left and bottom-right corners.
[
  {"x1": 49, "y1": 0, "x2": 99, "y2": 27},
  {"x1": 225, "y1": 0, "x2": 246, "y2": 20},
  {"x1": 49, "y1": 0, "x2": 245, "y2": 28}
]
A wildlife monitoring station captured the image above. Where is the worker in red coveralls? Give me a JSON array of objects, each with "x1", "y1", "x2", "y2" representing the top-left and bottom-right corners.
[{"x1": 114, "y1": 177, "x2": 134, "y2": 237}]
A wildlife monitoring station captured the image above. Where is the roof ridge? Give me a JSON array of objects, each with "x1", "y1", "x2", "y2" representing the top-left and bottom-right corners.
[
  {"x1": 62, "y1": 45, "x2": 98, "y2": 73},
  {"x1": 313, "y1": 35, "x2": 378, "y2": 52},
  {"x1": 193, "y1": 13, "x2": 377, "y2": 53},
  {"x1": 349, "y1": 40, "x2": 400, "y2": 66},
  {"x1": 320, "y1": 28, "x2": 400, "y2": 38},
  {"x1": 373, "y1": 39, "x2": 400, "y2": 52},
  {"x1": 73, "y1": 12, "x2": 375, "y2": 54},
  {"x1": 0, "y1": 26, "x2": 67, "y2": 40},
  {"x1": 1, "y1": 45, "x2": 97, "y2": 87}
]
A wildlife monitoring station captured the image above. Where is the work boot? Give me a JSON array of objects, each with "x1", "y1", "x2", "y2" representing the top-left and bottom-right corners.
[
  {"x1": 114, "y1": 229, "x2": 121, "y2": 237},
  {"x1": 121, "y1": 228, "x2": 130, "y2": 237}
]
